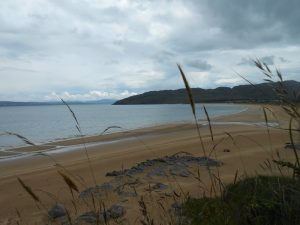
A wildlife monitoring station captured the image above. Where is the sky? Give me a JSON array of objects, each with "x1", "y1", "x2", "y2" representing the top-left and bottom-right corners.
[{"x1": 1, "y1": 0, "x2": 300, "y2": 101}]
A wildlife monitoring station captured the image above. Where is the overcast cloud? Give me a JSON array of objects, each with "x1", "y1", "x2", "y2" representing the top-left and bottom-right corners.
[{"x1": 1, "y1": 0, "x2": 300, "y2": 101}]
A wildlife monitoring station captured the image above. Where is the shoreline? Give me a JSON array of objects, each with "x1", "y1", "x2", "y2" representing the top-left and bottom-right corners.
[
  {"x1": 0, "y1": 103, "x2": 294, "y2": 224},
  {"x1": 0, "y1": 104, "x2": 255, "y2": 161},
  {"x1": 0, "y1": 120, "x2": 281, "y2": 162},
  {"x1": 0, "y1": 103, "x2": 248, "y2": 152}
]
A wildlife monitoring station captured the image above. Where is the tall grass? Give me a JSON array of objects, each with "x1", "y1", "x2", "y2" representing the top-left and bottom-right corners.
[
  {"x1": 177, "y1": 64, "x2": 206, "y2": 157},
  {"x1": 60, "y1": 98, "x2": 97, "y2": 186},
  {"x1": 178, "y1": 64, "x2": 221, "y2": 198},
  {"x1": 179, "y1": 59, "x2": 300, "y2": 225},
  {"x1": 252, "y1": 59, "x2": 300, "y2": 176}
]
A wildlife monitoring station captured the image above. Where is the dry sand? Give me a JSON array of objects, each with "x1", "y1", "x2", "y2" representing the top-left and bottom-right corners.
[{"x1": 0, "y1": 104, "x2": 297, "y2": 224}]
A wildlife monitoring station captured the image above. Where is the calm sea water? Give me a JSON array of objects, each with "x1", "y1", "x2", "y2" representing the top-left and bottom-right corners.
[{"x1": 0, "y1": 104, "x2": 246, "y2": 149}]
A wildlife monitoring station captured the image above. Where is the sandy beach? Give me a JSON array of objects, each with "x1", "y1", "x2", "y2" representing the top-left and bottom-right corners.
[{"x1": 0, "y1": 104, "x2": 297, "y2": 224}]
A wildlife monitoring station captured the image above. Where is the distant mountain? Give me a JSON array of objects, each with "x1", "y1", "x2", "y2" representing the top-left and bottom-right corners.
[
  {"x1": 114, "y1": 80, "x2": 300, "y2": 105},
  {"x1": 0, "y1": 99, "x2": 116, "y2": 107}
]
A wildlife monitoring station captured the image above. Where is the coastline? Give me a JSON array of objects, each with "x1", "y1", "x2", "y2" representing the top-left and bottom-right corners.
[
  {"x1": 0, "y1": 104, "x2": 295, "y2": 224},
  {"x1": 0, "y1": 103, "x2": 246, "y2": 154},
  {"x1": 0, "y1": 103, "x2": 249, "y2": 159}
]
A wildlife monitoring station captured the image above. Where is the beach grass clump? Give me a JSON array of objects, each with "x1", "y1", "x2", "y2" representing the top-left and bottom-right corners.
[
  {"x1": 178, "y1": 60, "x2": 300, "y2": 225},
  {"x1": 182, "y1": 175, "x2": 300, "y2": 225},
  {"x1": 253, "y1": 59, "x2": 300, "y2": 176}
]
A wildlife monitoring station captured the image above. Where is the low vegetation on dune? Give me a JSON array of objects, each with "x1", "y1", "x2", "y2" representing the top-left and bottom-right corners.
[
  {"x1": 7, "y1": 59, "x2": 300, "y2": 225},
  {"x1": 183, "y1": 176, "x2": 300, "y2": 225}
]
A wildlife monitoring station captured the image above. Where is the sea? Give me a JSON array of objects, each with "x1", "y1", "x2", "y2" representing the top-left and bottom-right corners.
[{"x1": 0, "y1": 104, "x2": 246, "y2": 150}]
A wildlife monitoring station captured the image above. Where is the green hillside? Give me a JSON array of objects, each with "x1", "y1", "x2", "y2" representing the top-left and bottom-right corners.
[{"x1": 114, "y1": 80, "x2": 300, "y2": 104}]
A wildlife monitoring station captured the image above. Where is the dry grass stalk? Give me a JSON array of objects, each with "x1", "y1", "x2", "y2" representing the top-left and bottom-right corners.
[
  {"x1": 17, "y1": 177, "x2": 40, "y2": 203},
  {"x1": 288, "y1": 118, "x2": 300, "y2": 168},
  {"x1": 15, "y1": 208, "x2": 22, "y2": 225},
  {"x1": 254, "y1": 59, "x2": 300, "y2": 176},
  {"x1": 101, "y1": 125, "x2": 154, "y2": 153},
  {"x1": 100, "y1": 125, "x2": 122, "y2": 135},
  {"x1": 60, "y1": 98, "x2": 81, "y2": 133},
  {"x1": 177, "y1": 64, "x2": 206, "y2": 157},
  {"x1": 58, "y1": 170, "x2": 79, "y2": 193},
  {"x1": 1, "y1": 132, "x2": 35, "y2": 146},
  {"x1": 60, "y1": 98, "x2": 97, "y2": 185},
  {"x1": 139, "y1": 197, "x2": 154, "y2": 225},
  {"x1": 262, "y1": 107, "x2": 274, "y2": 155},
  {"x1": 203, "y1": 105, "x2": 214, "y2": 142}
]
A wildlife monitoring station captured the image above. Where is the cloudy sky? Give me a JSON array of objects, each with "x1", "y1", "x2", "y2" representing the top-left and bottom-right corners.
[{"x1": 1, "y1": 0, "x2": 300, "y2": 101}]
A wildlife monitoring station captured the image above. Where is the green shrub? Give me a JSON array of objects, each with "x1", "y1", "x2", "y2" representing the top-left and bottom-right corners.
[{"x1": 183, "y1": 176, "x2": 300, "y2": 225}]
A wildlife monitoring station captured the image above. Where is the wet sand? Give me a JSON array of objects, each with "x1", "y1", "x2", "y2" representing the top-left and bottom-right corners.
[{"x1": 0, "y1": 104, "x2": 297, "y2": 224}]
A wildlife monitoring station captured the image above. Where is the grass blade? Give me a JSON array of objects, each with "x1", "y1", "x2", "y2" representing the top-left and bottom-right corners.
[
  {"x1": 17, "y1": 177, "x2": 40, "y2": 203},
  {"x1": 58, "y1": 171, "x2": 79, "y2": 193},
  {"x1": 1, "y1": 132, "x2": 35, "y2": 146},
  {"x1": 177, "y1": 64, "x2": 196, "y2": 115},
  {"x1": 263, "y1": 107, "x2": 273, "y2": 153},
  {"x1": 288, "y1": 117, "x2": 300, "y2": 168},
  {"x1": 60, "y1": 97, "x2": 97, "y2": 185},
  {"x1": 203, "y1": 105, "x2": 214, "y2": 142},
  {"x1": 101, "y1": 126, "x2": 123, "y2": 135},
  {"x1": 60, "y1": 98, "x2": 81, "y2": 133},
  {"x1": 177, "y1": 64, "x2": 206, "y2": 156}
]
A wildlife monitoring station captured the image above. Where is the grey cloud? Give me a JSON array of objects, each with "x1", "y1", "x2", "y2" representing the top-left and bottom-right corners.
[
  {"x1": 185, "y1": 59, "x2": 212, "y2": 71},
  {"x1": 237, "y1": 58, "x2": 253, "y2": 66},
  {"x1": 238, "y1": 55, "x2": 285, "y2": 66},
  {"x1": 260, "y1": 56, "x2": 275, "y2": 65},
  {"x1": 0, "y1": 40, "x2": 34, "y2": 59},
  {"x1": 104, "y1": 59, "x2": 120, "y2": 65},
  {"x1": 165, "y1": 0, "x2": 300, "y2": 53},
  {"x1": 279, "y1": 57, "x2": 288, "y2": 63},
  {"x1": 0, "y1": 66, "x2": 37, "y2": 73},
  {"x1": 50, "y1": 1, "x2": 108, "y2": 22},
  {"x1": 152, "y1": 50, "x2": 176, "y2": 64},
  {"x1": 0, "y1": 0, "x2": 300, "y2": 101},
  {"x1": 202, "y1": 0, "x2": 300, "y2": 44}
]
